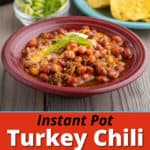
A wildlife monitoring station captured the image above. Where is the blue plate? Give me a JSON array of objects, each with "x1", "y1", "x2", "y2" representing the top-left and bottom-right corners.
[{"x1": 74, "y1": 0, "x2": 150, "y2": 29}]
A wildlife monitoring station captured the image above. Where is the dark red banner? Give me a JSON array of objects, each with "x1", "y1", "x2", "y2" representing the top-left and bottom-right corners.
[{"x1": 0, "y1": 113, "x2": 149, "y2": 149}]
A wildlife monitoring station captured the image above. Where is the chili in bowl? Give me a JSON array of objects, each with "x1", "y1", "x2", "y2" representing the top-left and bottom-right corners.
[
  {"x1": 22, "y1": 26, "x2": 133, "y2": 87},
  {"x1": 1, "y1": 17, "x2": 147, "y2": 96}
]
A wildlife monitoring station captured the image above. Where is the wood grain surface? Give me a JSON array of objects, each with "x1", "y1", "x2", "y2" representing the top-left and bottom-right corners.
[{"x1": 0, "y1": 2, "x2": 150, "y2": 111}]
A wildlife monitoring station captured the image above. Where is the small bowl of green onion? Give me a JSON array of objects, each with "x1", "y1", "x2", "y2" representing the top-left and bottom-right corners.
[{"x1": 13, "y1": 0, "x2": 70, "y2": 25}]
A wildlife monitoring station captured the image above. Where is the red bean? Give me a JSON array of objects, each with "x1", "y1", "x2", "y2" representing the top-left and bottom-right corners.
[
  {"x1": 100, "y1": 49, "x2": 107, "y2": 58},
  {"x1": 123, "y1": 48, "x2": 132, "y2": 59},
  {"x1": 86, "y1": 49, "x2": 93, "y2": 55},
  {"x1": 65, "y1": 51, "x2": 75, "y2": 59},
  {"x1": 94, "y1": 51, "x2": 101, "y2": 58},
  {"x1": 68, "y1": 42, "x2": 78, "y2": 49},
  {"x1": 82, "y1": 26, "x2": 90, "y2": 34},
  {"x1": 29, "y1": 64, "x2": 39, "y2": 76},
  {"x1": 95, "y1": 45, "x2": 104, "y2": 51},
  {"x1": 88, "y1": 32, "x2": 95, "y2": 39},
  {"x1": 59, "y1": 28, "x2": 66, "y2": 35},
  {"x1": 77, "y1": 66, "x2": 87, "y2": 75},
  {"x1": 98, "y1": 37, "x2": 107, "y2": 47},
  {"x1": 78, "y1": 46, "x2": 87, "y2": 54},
  {"x1": 96, "y1": 65, "x2": 107, "y2": 76},
  {"x1": 40, "y1": 33, "x2": 54, "y2": 39},
  {"x1": 50, "y1": 64, "x2": 62, "y2": 73},
  {"x1": 27, "y1": 38, "x2": 37, "y2": 47},
  {"x1": 86, "y1": 66, "x2": 94, "y2": 74},
  {"x1": 97, "y1": 76, "x2": 109, "y2": 83},
  {"x1": 39, "y1": 65, "x2": 50, "y2": 74},
  {"x1": 112, "y1": 35, "x2": 123, "y2": 45},
  {"x1": 105, "y1": 43, "x2": 111, "y2": 49},
  {"x1": 108, "y1": 69, "x2": 120, "y2": 79},
  {"x1": 117, "y1": 54, "x2": 123, "y2": 60},
  {"x1": 82, "y1": 73, "x2": 91, "y2": 80},
  {"x1": 58, "y1": 59, "x2": 66, "y2": 67},
  {"x1": 75, "y1": 56, "x2": 82, "y2": 63},
  {"x1": 39, "y1": 73, "x2": 49, "y2": 82},
  {"x1": 47, "y1": 33, "x2": 54, "y2": 39},
  {"x1": 88, "y1": 55, "x2": 96, "y2": 64},
  {"x1": 111, "y1": 45, "x2": 124, "y2": 56},
  {"x1": 23, "y1": 60, "x2": 35, "y2": 68},
  {"x1": 71, "y1": 76, "x2": 79, "y2": 85},
  {"x1": 115, "y1": 65, "x2": 125, "y2": 72},
  {"x1": 22, "y1": 49, "x2": 28, "y2": 57},
  {"x1": 47, "y1": 53, "x2": 57, "y2": 61},
  {"x1": 82, "y1": 26, "x2": 90, "y2": 30}
]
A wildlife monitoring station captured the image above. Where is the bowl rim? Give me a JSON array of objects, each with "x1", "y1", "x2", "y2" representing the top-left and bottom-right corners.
[{"x1": 1, "y1": 16, "x2": 148, "y2": 96}]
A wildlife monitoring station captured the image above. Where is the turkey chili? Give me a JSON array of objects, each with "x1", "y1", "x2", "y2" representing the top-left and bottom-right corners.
[{"x1": 21, "y1": 26, "x2": 133, "y2": 87}]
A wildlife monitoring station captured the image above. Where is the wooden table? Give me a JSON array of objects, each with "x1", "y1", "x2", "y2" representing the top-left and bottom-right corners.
[{"x1": 0, "y1": 2, "x2": 150, "y2": 111}]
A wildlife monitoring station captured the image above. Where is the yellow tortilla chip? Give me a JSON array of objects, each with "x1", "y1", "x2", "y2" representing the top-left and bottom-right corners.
[
  {"x1": 87, "y1": 0, "x2": 110, "y2": 8},
  {"x1": 110, "y1": 0, "x2": 150, "y2": 22}
]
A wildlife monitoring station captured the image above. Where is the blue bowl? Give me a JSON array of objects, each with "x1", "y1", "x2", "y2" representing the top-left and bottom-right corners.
[{"x1": 74, "y1": 0, "x2": 150, "y2": 29}]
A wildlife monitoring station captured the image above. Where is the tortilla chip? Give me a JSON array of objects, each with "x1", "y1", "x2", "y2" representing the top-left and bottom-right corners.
[
  {"x1": 111, "y1": 0, "x2": 150, "y2": 22},
  {"x1": 87, "y1": 0, "x2": 110, "y2": 8}
]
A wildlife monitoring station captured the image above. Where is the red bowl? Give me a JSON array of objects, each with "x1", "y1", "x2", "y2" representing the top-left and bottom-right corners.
[{"x1": 1, "y1": 16, "x2": 148, "y2": 96}]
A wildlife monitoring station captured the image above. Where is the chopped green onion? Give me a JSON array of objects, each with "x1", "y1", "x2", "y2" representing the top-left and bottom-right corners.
[
  {"x1": 31, "y1": 34, "x2": 91, "y2": 62},
  {"x1": 44, "y1": 34, "x2": 91, "y2": 55},
  {"x1": 16, "y1": 0, "x2": 67, "y2": 17}
]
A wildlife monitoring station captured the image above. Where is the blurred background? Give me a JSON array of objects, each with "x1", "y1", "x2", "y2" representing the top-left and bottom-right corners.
[{"x1": 0, "y1": 0, "x2": 13, "y2": 5}]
